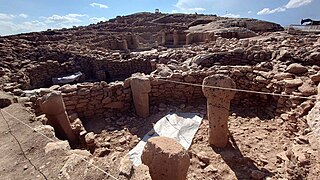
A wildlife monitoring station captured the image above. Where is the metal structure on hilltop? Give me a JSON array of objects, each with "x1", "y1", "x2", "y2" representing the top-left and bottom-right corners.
[{"x1": 287, "y1": 18, "x2": 320, "y2": 34}]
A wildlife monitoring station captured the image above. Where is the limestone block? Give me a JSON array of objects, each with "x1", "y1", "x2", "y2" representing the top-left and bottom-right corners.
[
  {"x1": 130, "y1": 74, "x2": 151, "y2": 118},
  {"x1": 202, "y1": 75, "x2": 236, "y2": 147},
  {"x1": 39, "y1": 91, "x2": 77, "y2": 145},
  {"x1": 142, "y1": 137, "x2": 190, "y2": 180}
]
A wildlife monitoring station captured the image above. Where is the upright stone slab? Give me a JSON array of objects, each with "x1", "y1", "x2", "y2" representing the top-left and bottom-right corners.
[
  {"x1": 39, "y1": 91, "x2": 77, "y2": 145},
  {"x1": 141, "y1": 137, "x2": 190, "y2": 180},
  {"x1": 173, "y1": 30, "x2": 179, "y2": 46},
  {"x1": 202, "y1": 75, "x2": 236, "y2": 148},
  {"x1": 130, "y1": 74, "x2": 151, "y2": 118}
]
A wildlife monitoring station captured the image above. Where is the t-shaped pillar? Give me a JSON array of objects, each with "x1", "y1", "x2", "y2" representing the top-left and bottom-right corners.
[
  {"x1": 130, "y1": 74, "x2": 151, "y2": 118},
  {"x1": 202, "y1": 75, "x2": 236, "y2": 147},
  {"x1": 39, "y1": 91, "x2": 77, "y2": 145}
]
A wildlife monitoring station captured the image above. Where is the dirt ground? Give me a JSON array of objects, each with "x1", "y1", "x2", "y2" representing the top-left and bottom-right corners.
[
  {"x1": 1, "y1": 94, "x2": 320, "y2": 179},
  {"x1": 0, "y1": 101, "x2": 109, "y2": 180}
]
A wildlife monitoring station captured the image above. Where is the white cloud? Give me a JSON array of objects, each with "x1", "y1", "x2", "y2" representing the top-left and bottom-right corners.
[
  {"x1": 0, "y1": 20, "x2": 48, "y2": 36},
  {"x1": 19, "y1": 13, "x2": 28, "y2": 18},
  {"x1": 174, "y1": 0, "x2": 209, "y2": 13},
  {"x1": 248, "y1": 11, "x2": 252, "y2": 14},
  {"x1": 285, "y1": 0, "x2": 313, "y2": 8},
  {"x1": 222, "y1": 13, "x2": 240, "y2": 18},
  {"x1": 0, "y1": 13, "x2": 15, "y2": 21},
  {"x1": 89, "y1": 17, "x2": 107, "y2": 23},
  {"x1": 188, "y1": 7, "x2": 206, "y2": 12},
  {"x1": 257, "y1": 0, "x2": 313, "y2": 15},
  {"x1": 257, "y1": 7, "x2": 286, "y2": 15},
  {"x1": 0, "y1": 13, "x2": 109, "y2": 36},
  {"x1": 44, "y1": 14, "x2": 88, "y2": 24},
  {"x1": 90, "y1": 2, "x2": 109, "y2": 9}
]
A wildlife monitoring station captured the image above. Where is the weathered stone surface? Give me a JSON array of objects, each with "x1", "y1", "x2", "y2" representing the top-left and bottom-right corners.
[
  {"x1": 298, "y1": 83, "x2": 317, "y2": 96},
  {"x1": 39, "y1": 91, "x2": 77, "y2": 144},
  {"x1": 283, "y1": 79, "x2": 303, "y2": 88},
  {"x1": 132, "y1": 164, "x2": 152, "y2": 180},
  {"x1": 142, "y1": 137, "x2": 190, "y2": 180},
  {"x1": 286, "y1": 63, "x2": 308, "y2": 74},
  {"x1": 59, "y1": 84, "x2": 77, "y2": 93},
  {"x1": 119, "y1": 155, "x2": 133, "y2": 177},
  {"x1": 45, "y1": 141, "x2": 70, "y2": 154},
  {"x1": 310, "y1": 73, "x2": 320, "y2": 82},
  {"x1": 130, "y1": 74, "x2": 151, "y2": 118},
  {"x1": 85, "y1": 132, "x2": 96, "y2": 148},
  {"x1": 202, "y1": 75, "x2": 236, "y2": 147},
  {"x1": 309, "y1": 52, "x2": 320, "y2": 62}
]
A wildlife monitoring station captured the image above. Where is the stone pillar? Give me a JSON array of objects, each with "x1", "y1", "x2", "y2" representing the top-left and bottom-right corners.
[
  {"x1": 142, "y1": 137, "x2": 190, "y2": 180},
  {"x1": 186, "y1": 33, "x2": 192, "y2": 45},
  {"x1": 161, "y1": 31, "x2": 166, "y2": 46},
  {"x1": 173, "y1": 30, "x2": 179, "y2": 46},
  {"x1": 130, "y1": 74, "x2": 151, "y2": 118},
  {"x1": 202, "y1": 75, "x2": 236, "y2": 148},
  {"x1": 39, "y1": 91, "x2": 77, "y2": 144}
]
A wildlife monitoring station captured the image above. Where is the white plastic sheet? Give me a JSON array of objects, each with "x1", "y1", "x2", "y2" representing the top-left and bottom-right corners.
[
  {"x1": 52, "y1": 71, "x2": 83, "y2": 84},
  {"x1": 128, "y1": 113, "x2": 203, "y2": 166}
]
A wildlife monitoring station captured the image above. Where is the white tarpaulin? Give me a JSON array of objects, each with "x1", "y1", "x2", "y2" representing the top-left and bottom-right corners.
[
  {"x1": 128, "y1": 113, "x2": 203, "y2": 166},
  {"x1": 52, "y1": 71, "x2": 83, "y2": 84}
]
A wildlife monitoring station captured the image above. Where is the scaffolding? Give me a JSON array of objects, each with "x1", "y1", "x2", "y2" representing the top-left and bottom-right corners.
[{"x1": 287, "y1": 24, "x2": 320, "y2": 34}]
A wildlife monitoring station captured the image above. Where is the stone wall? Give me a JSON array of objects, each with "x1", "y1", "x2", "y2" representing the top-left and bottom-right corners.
[
  {"x1": 24, "y1": 58, "x2": 153, "y2": 89},
  {"x1": 149, "y1": 67, "x2": 290, "y2": 110},
  {"x1": 32, "y1": 65, "x2": 314, "y2": 121},
  {"x1": 59, "y1": 80, "x2": 132, "y2": 120},
  {"x1": 188, "y1": 50, "x2": 272, "y2": 67}
]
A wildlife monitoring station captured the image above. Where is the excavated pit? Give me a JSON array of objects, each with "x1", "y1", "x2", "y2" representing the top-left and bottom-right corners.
[{"x1": 21, "y1": 56, "x2": 286, "y2": 157}]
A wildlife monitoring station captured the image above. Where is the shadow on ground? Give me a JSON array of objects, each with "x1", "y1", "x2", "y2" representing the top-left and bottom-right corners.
[{"x1": 211, "y1": 135, "x2": 274, "y2": 179}]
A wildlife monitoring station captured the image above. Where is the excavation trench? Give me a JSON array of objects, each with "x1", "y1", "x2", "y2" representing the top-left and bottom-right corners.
[{"x1": 27, "y1": 65, "x2": 291, "y2": 154}]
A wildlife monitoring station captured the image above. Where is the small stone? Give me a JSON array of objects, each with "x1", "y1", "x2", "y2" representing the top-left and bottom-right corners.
[
  {"x1": 196, "y1": 151, "x2": 210, "y2": 165},
  {"x1": 85, "y1": 132, "x2": 96, "y2": 145},
  {"x1": 119, "y1": 137, "x2": 126, "y2": 144},
  {"x1": 204, "y1": 164, "x2": 218, "y2": 173},
  {"x1": 310, "y1": 73, "x2": 320, "y2": 82},
  {"x1": 44, "y1": 141, "x2": 70, "y2": 154},
  {"x1": 119, "y1": 155, "x2": 133, "y2": 177},
  {"x1": 100, "y1": 142, "x2": 111, "y2": 148},
  {"x1": 286, "y1": 63, "x2": 308, "y2": 74},
  {"x1": 298, "y1": 83, "x2": 316, "y2": 96},
  {"x1": 232, "y1": 47, "x2": 245, "y2": 54},
  {"x1": 23, "y1": 165, "x2": 28, "y2": 170}
]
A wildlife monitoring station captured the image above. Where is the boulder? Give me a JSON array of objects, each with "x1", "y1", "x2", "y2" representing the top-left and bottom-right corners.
[
  {"x1": 142, "y1": 137, "x2": 190, "y2": 180},
  {"x1": 286, "y1": 63, "x2": 308, "y2": 74},
  {"x1": 283, "y1": 79, "x2": 303, "y2": 88}
]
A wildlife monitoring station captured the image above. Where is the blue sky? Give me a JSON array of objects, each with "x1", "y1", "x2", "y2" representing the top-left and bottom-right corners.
[{"x1": 0, "y1": 0, "x2": 319, "y2": 36}]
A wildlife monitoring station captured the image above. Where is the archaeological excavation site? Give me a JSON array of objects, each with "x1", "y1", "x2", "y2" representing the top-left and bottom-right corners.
[{"x1": 1, "y1": 12, "x2": 320, "y2": 180}]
